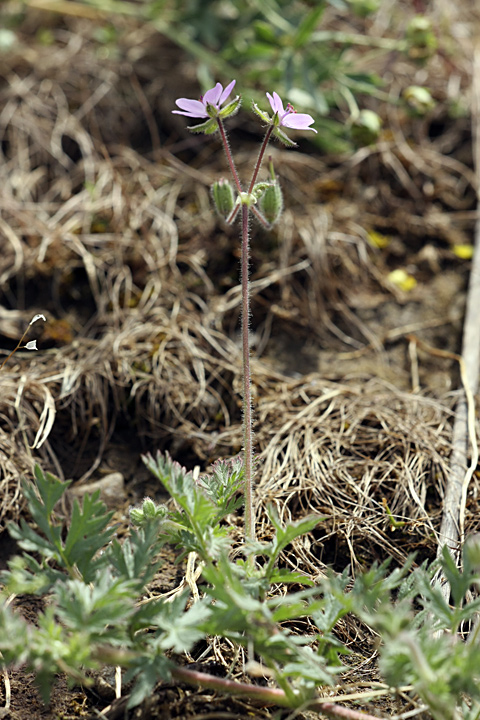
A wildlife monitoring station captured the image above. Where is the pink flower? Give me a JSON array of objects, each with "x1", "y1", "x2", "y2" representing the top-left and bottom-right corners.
[
  {"x1": 266, "y1": 91, "x2": 317, "y2": 133},
  {"x1": 173, "y1": 80, "x2": 237, "y2": 119}
]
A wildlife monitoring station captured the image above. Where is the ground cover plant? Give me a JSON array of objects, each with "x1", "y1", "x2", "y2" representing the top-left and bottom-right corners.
[
  {"x1": 1, "y1": 0, "x2": 480, "y2": 718},
  {"x1": 3, "y1": 457, "x2": 480, "y2": 720}
]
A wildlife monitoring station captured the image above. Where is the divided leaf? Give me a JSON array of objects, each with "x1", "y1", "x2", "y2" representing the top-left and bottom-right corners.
[{"x1": 63, "y1": 491, "x2": 116, "y2": 581}]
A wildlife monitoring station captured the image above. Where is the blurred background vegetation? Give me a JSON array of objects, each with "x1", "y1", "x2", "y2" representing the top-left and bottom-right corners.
[{"x1": 1, "y1": 0, "x2": 445, "y2": 152}]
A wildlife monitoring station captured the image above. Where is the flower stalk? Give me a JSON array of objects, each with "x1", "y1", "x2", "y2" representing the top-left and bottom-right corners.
[{"x1": 240, "y1": 201, "x2": 254, "y2": 549}]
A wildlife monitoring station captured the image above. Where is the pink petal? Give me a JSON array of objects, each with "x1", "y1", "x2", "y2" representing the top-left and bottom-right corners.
[
  {"x1": 172, "y1": 110, "x2": 204, "y2": 117},
  {"x1": 174, "y1": 98, "x2": 208, "y2": 117},
  {"x1": 219, "y1": 79, "x2": 236, "y2": 105},
  {"x1": 203, "y1": 82, "x2": 223, "y2": 106},
  {"x1": 267, "y1": 91, "x2": 284, "y2": 115},
  {"x1": 281, "y1": 113, "x2": 317, "y2": 132}
]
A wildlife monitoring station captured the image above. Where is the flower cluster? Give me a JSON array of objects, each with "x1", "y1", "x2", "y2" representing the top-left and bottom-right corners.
[
  {"x1": 173, "y1": 81, "x2": 316, "y2": 144},
  {"x1": 172, "y1": 80, "x2": 316, "y2": 226}
]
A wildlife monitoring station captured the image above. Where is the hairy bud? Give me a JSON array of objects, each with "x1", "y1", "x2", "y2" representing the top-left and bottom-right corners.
[
  {"x1": 212, "y1": 178, "x2": 236, "y2": 217},
  {"x1": 130, "y1": 497, "x2": 168, "y2": 526},
  {"x1": 258, "y1": 182, "x2": 283, "y2": 226}
]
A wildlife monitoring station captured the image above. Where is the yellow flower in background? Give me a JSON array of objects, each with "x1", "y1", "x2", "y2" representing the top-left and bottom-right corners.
[
  {"x1": 452, "y1": 244, "x2": 474, "y2": 260},
  {"x1": 388, "y1": 269, "x2": 417, "y2": 292}
]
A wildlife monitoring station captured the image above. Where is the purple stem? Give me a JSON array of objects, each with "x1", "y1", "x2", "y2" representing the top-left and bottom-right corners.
[
  {"x1": 248, "y1": 125, "x2": 274, "y2": 194},
  {"x1": 216, "y1": 119, "x2": 276, "y2": 555},
  {"x1": 172, "y1": 666, "x2": 385, "y2": 720},
  {"x1": 217, "y1": 118, "x2": 243, "y2": 194},
  {"x1": 240, "y1": 201, "x2": 254, "y2": 548},
  {"x1": 216, "y1": 116, "x2": 257, "y2": 552}
]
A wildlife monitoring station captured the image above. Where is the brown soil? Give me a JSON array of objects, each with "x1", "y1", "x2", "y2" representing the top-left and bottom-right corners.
[{"x1": 0, "y1": 1, "x2": 479, "y2": 718}]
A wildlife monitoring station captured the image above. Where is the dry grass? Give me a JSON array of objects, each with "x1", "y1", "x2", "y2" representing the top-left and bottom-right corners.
[
  {"x1": 0, "y1": 8, "x2": 478, "y2": 584},
  {"x1": 1, "y1": 5, "x2": 480, "y2": 720}
]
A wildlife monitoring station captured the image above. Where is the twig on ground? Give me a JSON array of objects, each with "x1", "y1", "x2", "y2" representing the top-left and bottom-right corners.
[{"x1": 434, "y1": 44, "x2": 480, "y2": 588}]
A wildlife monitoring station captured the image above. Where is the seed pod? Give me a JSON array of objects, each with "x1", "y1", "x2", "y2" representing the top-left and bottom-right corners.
[
  {"x1": 211, "y1": 178, "x2": 236, "y2": 217},
  {"x1": 259, "y1": 181, "x2": 283, "y2": 225}
]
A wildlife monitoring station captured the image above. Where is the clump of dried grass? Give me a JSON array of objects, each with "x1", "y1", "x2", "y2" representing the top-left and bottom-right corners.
[
  {"x1": 0, "y1": 373, "x2": 57, "y2": 525},
  {"x1": 255, "y1": 376, "x2": 455, "y2": 571}
]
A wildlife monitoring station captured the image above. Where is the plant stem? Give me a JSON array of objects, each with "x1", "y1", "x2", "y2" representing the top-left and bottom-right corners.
[
  {"x1": 171, "y1": 666, "x2": 386, "y2": 720},
  {"x1": 217, "y1": 118, "x2": 243, "y2": 194},
  {"x1": 0, "y1": 327, "x2": 30, "y2": 371},
  {"x1": 216, "y1": 116, "x2": 260, "y2": 556},
  {"x1": 216, "y1": 121, "x2": 276, "y2": 558},
  {"x1": 241, "y1": 202, "x2": 255, "y2": 553},
  {"x1": 248, "y1": 126, "x2": 273, "y2": 194}
]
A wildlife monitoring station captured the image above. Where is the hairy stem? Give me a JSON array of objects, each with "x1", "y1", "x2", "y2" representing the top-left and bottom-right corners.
[
  {"x1": 241, "y1": 202, "x2": 255, "y2": 553},
  {"x1": 248, "y1": 126, "x2": 274, "y2": 194},
  {"x1": 216, "y1": 116, "x2": 258, "y2": 555},
  {"x1": 217, "y1": 117, "x2": 243, "y2": 194}
]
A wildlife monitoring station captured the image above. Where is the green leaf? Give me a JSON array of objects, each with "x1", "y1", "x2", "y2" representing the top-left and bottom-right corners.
[
  {"x1": 262, "y1": 505, "x2": 323, "y2": 577},
  {"x1": 20, "y1": 474, "x2": 66, "y2": 548},
  {"x1": 125, "y1": 655, "x2": 172, "y2": 709},
  {"x1": 7, "y1": 518, "x2": 60, "y2": 558},
  {"x1": 34, "y1": 464, "x2": 72, "y2": 516},
  {"x1": 269, "y1": 570, "x2": 314, "y2": 586},
  {"x1": 293, "y1": 4, "x2": 326, "y2": 49},
  {"x1": 157, "y1": 597, "x2": 211, "y2": 653},
  {"x1": 440, "y1": 545, "x2": 473, "y2": 607},
  {"x1": 62, "y1": 491, "x2": 115, "y2": 580},
  {"x1": 108, "y1": 523, "x2": 164, "y2": 591},
  {"x1": 2, "y1": 553, "x2": 64, "y2": 595},
  {"x1": 55, "y1": 574, "x2": 136, "y2": 639}
]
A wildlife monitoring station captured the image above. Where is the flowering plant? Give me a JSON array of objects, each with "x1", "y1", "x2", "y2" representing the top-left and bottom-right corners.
[{"x1": 172, "y1": 81, "x2": 316, "y2": 556}]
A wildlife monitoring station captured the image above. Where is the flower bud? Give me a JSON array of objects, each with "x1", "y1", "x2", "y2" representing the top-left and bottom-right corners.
[
  {"x1": 258, "y1": 181, "x2": 283, "y2": 226},
  {"x1": 403, "y1": 86, "x2": 435, "y2": 116},
  {"x1": 129, "y1": 507, "x2": 144, "y2": 526},
  {"x1": 350, "y1": 110, "x2": 382, "y2": 146},
  {"x1": 130, "y1": 498, "x2": 168, "y2": 526},
  {"x1": 142, "y1": 497, "x2": 157, "y2": 519},
  {"x1": 405, "y1": 16, "x2": 437, "y2": 62},
  {"x1": 212, "y1": 178, "x2": 236, "y2": 218}
]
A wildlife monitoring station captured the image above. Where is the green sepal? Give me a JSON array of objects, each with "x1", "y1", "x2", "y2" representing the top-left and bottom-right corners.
[
  {"x1": 251, "y1": 182, "x2": 272, "y2": 201},
  {"x1": 218, "y1": 95, "x2": 241, "y2": 119},
  {"x1": 187, "y1": 118, "x2": 219, "y2": 134},
  {"x1": 252, "y1": 101, "x2": 270, "y2": 124},
  {"x1": 273, "y1": 126, "x2": 297, "y2": 148}
]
